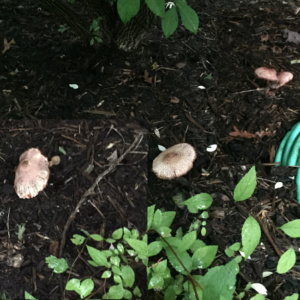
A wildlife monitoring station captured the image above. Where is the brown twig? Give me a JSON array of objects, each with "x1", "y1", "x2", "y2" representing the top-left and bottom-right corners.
[{"x1": 59, "y1": 132, "x2": 144, "y2": 257}]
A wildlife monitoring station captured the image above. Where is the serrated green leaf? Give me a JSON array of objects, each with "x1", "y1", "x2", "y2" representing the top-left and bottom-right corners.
[
  {"x1": 277, "y1": 248, "x2": 296, "y2": 274},
  {"x1": 177, "y1": 4, "x2": 199, "y2": 34},
  {"x1": 183, "y1": 193, "x2": 213, "y2": 213},
  {"x1": 45, "y1": 255, "x2": 68, "y2": 274},
  {"x1": 117, "y1": 0, "x2": 140, "y2": 24},
  {"x1": 145, "y1": 0, "x2": 165, "y2": 17},
  {"x1": 86, "y1": 246, "x2": 109, "y2": 267},
  {"x1": 162, "y1": 6, "x2": 178, "y2": 38},
  {"x1": 234, "y1": 166, "x2": 256, "y2": 201},
  {"x1": 192, "y1": 245, "x2": 218, "y2": 269},
  {"x1": 241, "y1": 216, "x2": 261, "y2": 259},
  {"x1": 121, "y1": 265, "x2": 135, "y2": 287},
  {"x1": 280, "y1": 220, "x2": 300, "y2": 238}
]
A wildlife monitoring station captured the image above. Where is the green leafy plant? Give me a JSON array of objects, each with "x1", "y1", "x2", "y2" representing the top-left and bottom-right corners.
[
  {"x1": 46, "y1": 228, "x2": 145, "y2": 299},
  {"x1": 146, "y1": 166, "x2": 299, "y2": 299}
]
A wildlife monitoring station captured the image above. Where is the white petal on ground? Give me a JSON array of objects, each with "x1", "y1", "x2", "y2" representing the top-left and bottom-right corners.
[
  {"x1": 158, "y1": 145, "x2": 167, "y2": 152},
  {"x1": 154, "y1": 128, "x2": 160, "y2": 138},
  {"x1": 69, "y1": 84, "x2": 79, "y2": 89},
  {"x1": 206, "y1": 144, "x2": 217, "y2": 152},
  {"x1": 251, "y1": 283, "x2": 268, "y2": 295},
  {"x1": 262, "y1": 271, "x2": 273, "y2": 278},
  {"x1": 274, "y1": 182, "x2": 283, "y2": 189}
]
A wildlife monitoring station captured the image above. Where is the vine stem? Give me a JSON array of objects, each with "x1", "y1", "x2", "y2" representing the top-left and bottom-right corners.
[{"x1": 157, "y1": 232, "x2": 203, "y2": 300}]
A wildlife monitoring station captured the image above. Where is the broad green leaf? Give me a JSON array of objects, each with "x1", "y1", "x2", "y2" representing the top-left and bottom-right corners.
[
  {"x1": 90, "y1": 234, "x2": 104, "y2": 241},
  {"x1": 183, "y1": 193, "x2": 213, "y2": 213},
  {"x1": 225, "y1": 242, "x2": 241, "y2": 257},
  {"x1": 148, "y1": 274, "x2": 164, "y2": 290},
  {"x1": 111, "y1": 256, "x2": 121, "y2": 266},
  {"x1": 126, "y1": 239, "x2": 148, "y2": 257},
  {"x1": 117, "y1": 0, "x2": 140, "y2": 24},
  {"x1": 177, "y1": 4, "x2": 199, "y2": 34},
  {"x1": 152, "y1": 209, "x2": 162, "y2": 230},
  {"x1": 160, "y1": 211, "x2": 176, "y2": 227},
  {"x1": 107, "y1": 284, "x2": 125, "y2": 299},
  {"x1": 106, "y1": 238, "x2": 116, "y2": 243},
  {"x1": 123, "y1": 289, "x2": 132, "y2": 299},
  {"x1": 284, "y1": 294, "x2": 299, "y2": 300},
  {"x1": 121, "y1": 265, "x2": 135, "y2": 288},
  {"x1": 133, "y1": 286, "x2": 142, "y2": 297},
  {"x1": 241, "y1": 216, "x2": 261, "y2": 259},
  {"x1": 180, "y1": 231, "x2": 197, "y2": 252},
  {"x1": 66, "y1": 278, "x2": 94, "y2": 299},
  {"x1": 102, "y1": 270, "x2": 112, "y2": 278},
  {"x1": 156, "y1": 226, "x2": 172, "y2": 237},
  {"x1": 148, "y1": 241, "x2": 163, "y2": 256},
  {"x1": 277, "y1": 248, "x2": 296, "y2": 274},
  {"x1": 234, "y1": 166, "x2": 256, "y2": 201},
  {"x1": 192, "y1": 245, "x2": 218, "y2": 269},
  {"x1": 196, "y1": 259, "x2": 239, "y2": 300},
  {"x1": 86, "y1": 246, "x2": 109, "y2": 267},
  {"x1": 152, "y1": 259, "x2": 167, "y2": 274},
  {"x1": 162, "y1": 6, "x2": 178, "y2": 38},
  {"x1": 112, "y1": 228, "x2": 123, "y2": 240},
  {"x1": 45, "y1": 255, "x2": 68, "y2": 274},
  {"x1": 24, "y1": 291, "x2": 38, "y2": 300},
  {"x1": 190, "y1": 239, "x2": 206, "y2": 253},
  {"x1": 164, "y1": 285, "x2": 177, "y2": 300},
  {"x1": 165, "y1": 247, "x2": 192, "y2": 274},
  {"x1": 71, "y1": 234, "x2": 85, "y2": 245},
  {"x1": 280, "y1": 220, "x2": 300, "y2": 238},
  {"x1": 147, "y1": 205, "x2": 155, "y2": 230},
  {"x1": 250, "y1": 295, "x2": 265, "y2": 300},
  {"x1": 145, "y1": 0, "x2": 165, "y2": 17},
  {"x1": 114, "y1": 274, "x2": 122, "y2": 284}
]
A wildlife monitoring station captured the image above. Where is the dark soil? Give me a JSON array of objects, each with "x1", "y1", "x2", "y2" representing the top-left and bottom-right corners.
[
  {"x1": 0, "y1": 120, "x2": 147, "y2": 299},
  {"x1": 1, "y1": 0, "x2": 300, "y2": 299}
]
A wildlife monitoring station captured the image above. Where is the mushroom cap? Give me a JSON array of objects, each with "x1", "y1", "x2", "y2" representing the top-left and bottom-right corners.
[
  {"x1": 254, "y1": 67, "x2": 278, "y2": 81},
  {"x1": 14, "y1": 148, "x2": 50, "y2": 199},
  {"x1": 276, "y1": 71, "x2": 293, "y2": 88},
  {"x1": 152, "y1": 143, "x2": 197, "y2": 180}
]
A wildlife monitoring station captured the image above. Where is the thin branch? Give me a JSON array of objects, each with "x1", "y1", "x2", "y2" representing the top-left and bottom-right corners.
[
  {"x1": 59, "y1": 132, "x2": 144, "y2": 257},
  {"x1": 158, "y1": 232, "x2": 203, "y2": 300}
]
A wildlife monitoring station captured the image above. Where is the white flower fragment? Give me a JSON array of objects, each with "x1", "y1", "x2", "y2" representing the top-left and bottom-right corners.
[
  {"x1": 206, "y1": 144, "x2": 217, "y2": 152},
  {"x1": 198, "y1": 85, "x2": 206, "y2": 89},
  {"x1": 251, "y1": 283, "x2": 268, "y2": 295},
  {"x1": 262, "y1": 271, "x2": 273, "y2": 278},
  {"x1": 69, "y1": 84, "x2": 79, "y2": 89},
  {"x1": 166, "y1": 2, "x2": 175, "y2": 9},
  {"x1": 274, "y1": 182, "x2": 283, "y2": 189},
  {"x1": 158, "y1": 145, "x2": 167, "y2": 152}
]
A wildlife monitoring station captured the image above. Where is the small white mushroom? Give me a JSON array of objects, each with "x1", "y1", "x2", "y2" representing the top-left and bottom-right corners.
[
  {"x1": 152, "y1": 143, "x2": 197, "y2": 180},
  {"x1": 14, "y1": 148, "x2": 51, "y2": 199}
]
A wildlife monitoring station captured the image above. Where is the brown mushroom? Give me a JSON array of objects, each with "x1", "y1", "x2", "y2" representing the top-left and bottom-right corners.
[
  {"x1": 152, "y1": 143, "x2": 197, "y2": 180},
  {"x1": 14, "y1": 148, "x2": 50, "y2": 199}
]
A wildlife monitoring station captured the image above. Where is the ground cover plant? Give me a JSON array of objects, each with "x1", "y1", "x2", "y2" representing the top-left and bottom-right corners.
[{"x1": 1, "y1": 0, "x2": 300, "y2": 298}]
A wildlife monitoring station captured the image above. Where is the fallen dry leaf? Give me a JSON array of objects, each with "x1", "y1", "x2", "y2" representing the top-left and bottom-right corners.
[
  {"x1": 269, "y1": 144, "x2": 276, "y2": 162},
  {"x1": 2, "y1": 37, "x2": 15, "y2": 54},
  {"x1": 170, "y1": 96, "x2": 180, "y2": 103},
  {"x1": 49, "y1": 240, "x2": 59, "y2": 257},
  {"x1": 176, "y1": 62, "x2": 186, "y2": 69},
  {"x1": 229, "y1": 126, "x2": 257, "y2": 139},
  {"x1": 283, "y1": 28, "x2": 300, "y2": 44}
]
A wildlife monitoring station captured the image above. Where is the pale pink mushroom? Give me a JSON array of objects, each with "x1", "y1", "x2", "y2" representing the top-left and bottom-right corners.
[
  {"x1": 152, "y1": 143, "x2": 197, "y2": 180},
  {"x1": 254, "y1": 67, "x2": 293, "y2": 89},
  {"x1": 276, "y1": 71, "x2": 293, "y2": 88},
  {"x1": 254, "y1": 67, "x2": 278, "y2": 82},
  {"x1": 14, "y1": 148, "x2": 50, "y2": 199}
]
